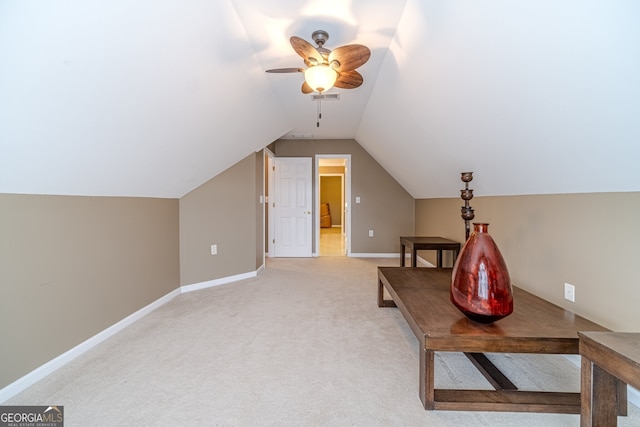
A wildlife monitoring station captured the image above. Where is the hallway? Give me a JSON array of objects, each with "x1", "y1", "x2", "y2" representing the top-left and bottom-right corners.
[{"x1": 319, "y1": 227, "x2": 345, "y2": 256}]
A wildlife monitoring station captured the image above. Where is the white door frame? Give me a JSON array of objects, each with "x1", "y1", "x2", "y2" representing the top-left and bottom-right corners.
[
  {"x1": 315, "y1": 154, "x2": 351, "y2": 256},
  {"x1": 264, "y1": 148, "x2": 275, "y2": 258}
]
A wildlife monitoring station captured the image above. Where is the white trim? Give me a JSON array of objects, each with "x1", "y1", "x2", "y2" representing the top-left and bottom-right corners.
[
  {"x1": 0, "y1": 288, "x2": 180, "y2": 403},
  {"x1": 416, "y1": 256, "x2": 436, "y2": 267},
  {"x1": 260, "y1": 149, "x2": 266, "y2": 267},
  {"x1": 180, "y1": 271, "x2": 257, "y2": 293},
  {"x1": 563, "y1": 355, "x2": 640, "y2": 409},
  {"x1": 264, "y1": 148, "x2": 275, "y2": 259},
  {"x1": 348, "y1": 253, "x2": 431, "y2": 265},
  {"x1": 315, "y1": 155, "x2": 351, "y2": 257},
  {"x1": 0, "y1": 268, "x2": 262, "y2": 403},
  {"x1": 9, "y1": 267, "x2": 635, "y2": 414},
  {"x1": 627, "y1": 386, "x2": 640, "y2": 409},
  {"x1": 349, "y1": 253, "x2": 401, "y2": 258}
]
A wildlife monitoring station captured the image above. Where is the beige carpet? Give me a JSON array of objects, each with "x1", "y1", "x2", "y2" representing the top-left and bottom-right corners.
[{"x1": 6, "y1": 257, "x2": 640, "y2": 426}]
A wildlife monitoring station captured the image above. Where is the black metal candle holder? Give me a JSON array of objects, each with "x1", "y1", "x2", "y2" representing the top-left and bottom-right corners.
[{"x1": 460, "y1": 172, "x2": 474, "y2": 241}]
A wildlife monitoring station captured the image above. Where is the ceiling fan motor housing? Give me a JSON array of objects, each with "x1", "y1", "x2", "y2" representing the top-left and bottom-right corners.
[{"x1": 311, "y1": 30, "x2": 329, "y2": 47}]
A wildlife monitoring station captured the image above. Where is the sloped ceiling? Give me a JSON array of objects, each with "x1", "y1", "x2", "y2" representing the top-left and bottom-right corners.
[{"x1": 1, "y1": 0, "x2": 639, "y2": 199}]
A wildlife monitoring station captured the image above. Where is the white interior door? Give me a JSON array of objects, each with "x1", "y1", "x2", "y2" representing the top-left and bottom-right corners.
[{"x1": 273, "y1": 157, "x2": 312, "y2": 257}]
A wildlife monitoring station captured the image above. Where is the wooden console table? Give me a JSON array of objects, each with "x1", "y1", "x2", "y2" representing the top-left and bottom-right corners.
[
  {"x1": 377, "y1": 267, "x2": 611, "y2": 413},
  {"x1": 400, "y1": 236, "x2": 460, "y2": 268},
  {"x1": 579, "y1": 331, "x2": 640, "y2": 427}
]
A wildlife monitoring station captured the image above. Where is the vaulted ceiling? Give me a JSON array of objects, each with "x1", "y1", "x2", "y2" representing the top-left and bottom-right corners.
[{"x1": 1, "y1": 1, "x2": 638, "y2": 199}]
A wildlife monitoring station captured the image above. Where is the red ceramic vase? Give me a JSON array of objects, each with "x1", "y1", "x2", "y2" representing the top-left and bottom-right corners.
[{"x1": 451, "y1": 223, "x2": 513, "y2": 323}]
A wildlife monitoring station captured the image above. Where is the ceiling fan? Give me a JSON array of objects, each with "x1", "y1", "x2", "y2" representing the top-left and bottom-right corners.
[{"x1": 266, "y1": 30, "x2": 371, "y2": 94}]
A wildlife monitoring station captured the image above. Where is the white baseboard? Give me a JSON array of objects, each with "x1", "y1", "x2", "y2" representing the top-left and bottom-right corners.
[
  {"x1": 349, "y1": 253, "x2": 403, "y2": 258},
  {"x1": 180, "y1": 271, "x2": 256, "y2": 293},
  {"x1": 416, "y1": 256, "x2": 435, "y2": 267},
  {"x1": 564, "y1": 355, "x2": 639, "y2": 409},
  {"x1": 624, "y1": 384, "x2": 639, "y2": 409},
  {"x1": 0, "y1": 288, "x2": 181, "y2": 403},
  {"x1": 0, "y1": 268, "x2": 261, "y2": 403},
  {"x1": 349, "y1": 253, "x2": 433, "y2": 265},
  {"x1": 349, "y1": 253, "x2": 435, "y2": 266},
  {"x1": 5, "y1": 266, "x2": 637, "y2": 414}
]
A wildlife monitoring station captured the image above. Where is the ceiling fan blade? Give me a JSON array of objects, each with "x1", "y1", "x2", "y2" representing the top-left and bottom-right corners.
[
  {"x1": 290, "y1": 36, "x2": 324, "y2": 65},
  {"x1": 301, "y1": 81, "x2": 314, "y2": 94},
  {"x1": 334, "y1": 70, "x2": 363, "y2": 89},
  {"x1": 266, "y1": 68, "x2": 304, "y2": 73},
  {"x1": 328, "y1": 45, "x2": 371, "y2": 72}
]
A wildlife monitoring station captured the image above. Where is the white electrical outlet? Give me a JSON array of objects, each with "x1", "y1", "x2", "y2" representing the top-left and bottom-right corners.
[
  {"x1": 368, "y1": 230, "x2": 374, "y2": 237},
  {"x1": 211, "y1": 244, "x2": 217, "y2": 255},
  {"x1": 564, "y1": 283, "x2": 575, "y2": 302}
]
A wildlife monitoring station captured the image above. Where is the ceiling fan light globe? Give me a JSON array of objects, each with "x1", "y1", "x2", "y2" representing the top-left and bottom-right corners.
[{"x1": 304, "y1": 65, "x2": 338, "y2": 93}]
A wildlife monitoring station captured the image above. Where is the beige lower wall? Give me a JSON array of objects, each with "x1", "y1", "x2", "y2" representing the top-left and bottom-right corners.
[
  {"x1": 415, "y1": 192, "x2": 640, "y2": 331},
  {"x1": 275, "y1": 139, "x2": 414, "y2": 253},
  {"x1": 179, "y1": 153, "x2": 259, "y2": 286},
  {"x1": 9, "y1": 154, "x2": 633, "y2": 393},
  {"x1": 0, "y1": 194, "x2": 179, "y2": 389}
]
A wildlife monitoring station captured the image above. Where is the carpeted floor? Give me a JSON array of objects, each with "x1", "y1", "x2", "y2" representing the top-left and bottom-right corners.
[{"x1": 5, "y1": 257, "x2": 640, "y2": 426}]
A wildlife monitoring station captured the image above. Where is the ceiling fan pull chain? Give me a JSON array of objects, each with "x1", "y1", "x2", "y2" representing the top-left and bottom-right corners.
[{"x1": 317, "y1": 100, "x2": 322, "y2": 127}]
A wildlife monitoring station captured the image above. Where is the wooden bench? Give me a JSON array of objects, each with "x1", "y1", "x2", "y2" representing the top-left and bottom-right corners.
[{"x1": 378, "y1": 267, "x2": 613, "y2": 413}]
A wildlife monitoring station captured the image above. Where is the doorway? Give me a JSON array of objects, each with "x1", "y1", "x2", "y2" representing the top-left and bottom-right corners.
[{"x1": 316, "y1": 155, "x2": 351, "y2": 256}]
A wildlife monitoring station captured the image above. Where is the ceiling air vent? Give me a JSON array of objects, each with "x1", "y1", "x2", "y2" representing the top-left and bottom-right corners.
[{"x1": 310, "y1": 93, "x2": 340, "y2": 101}]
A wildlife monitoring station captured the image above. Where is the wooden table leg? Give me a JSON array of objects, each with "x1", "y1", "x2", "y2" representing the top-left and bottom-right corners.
[
  {"x1": 618, "y1": 380, "x2": 627, "y2": 416},
  {"x1": 400, "y1": 244, "x2": 406, "y2": 266},
  {"x1": 377, "y1": 278, "x2": 396, "y2": 308},
  {"x1": 581, "y1": 356, "x2": 593, "y2": 427},
  {"x1": 420, "y1": 345, "x2": 435, "y2": 409},
  {"x1": 582, "y1": 357, "x2": 620, "y2": 427},
  {"x1": 436, "y1": 250, "x2": 442, "y2": 268}
]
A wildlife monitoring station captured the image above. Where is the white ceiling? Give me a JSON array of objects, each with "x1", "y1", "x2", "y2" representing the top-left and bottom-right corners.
[{"x1": 1, "y1": 0, "x2": 639, "y2": 199}]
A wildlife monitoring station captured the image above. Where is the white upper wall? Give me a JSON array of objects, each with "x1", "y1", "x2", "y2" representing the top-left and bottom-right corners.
[
  {"x1": 0, "y1": 0, "x2": 291, "y2": 198},
  {"x1": 357, "y1": 0, "x2": 640, "y2": 198},
  {"x1": 1, "y1": 0, "x2": 639, "y2": 199}
]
